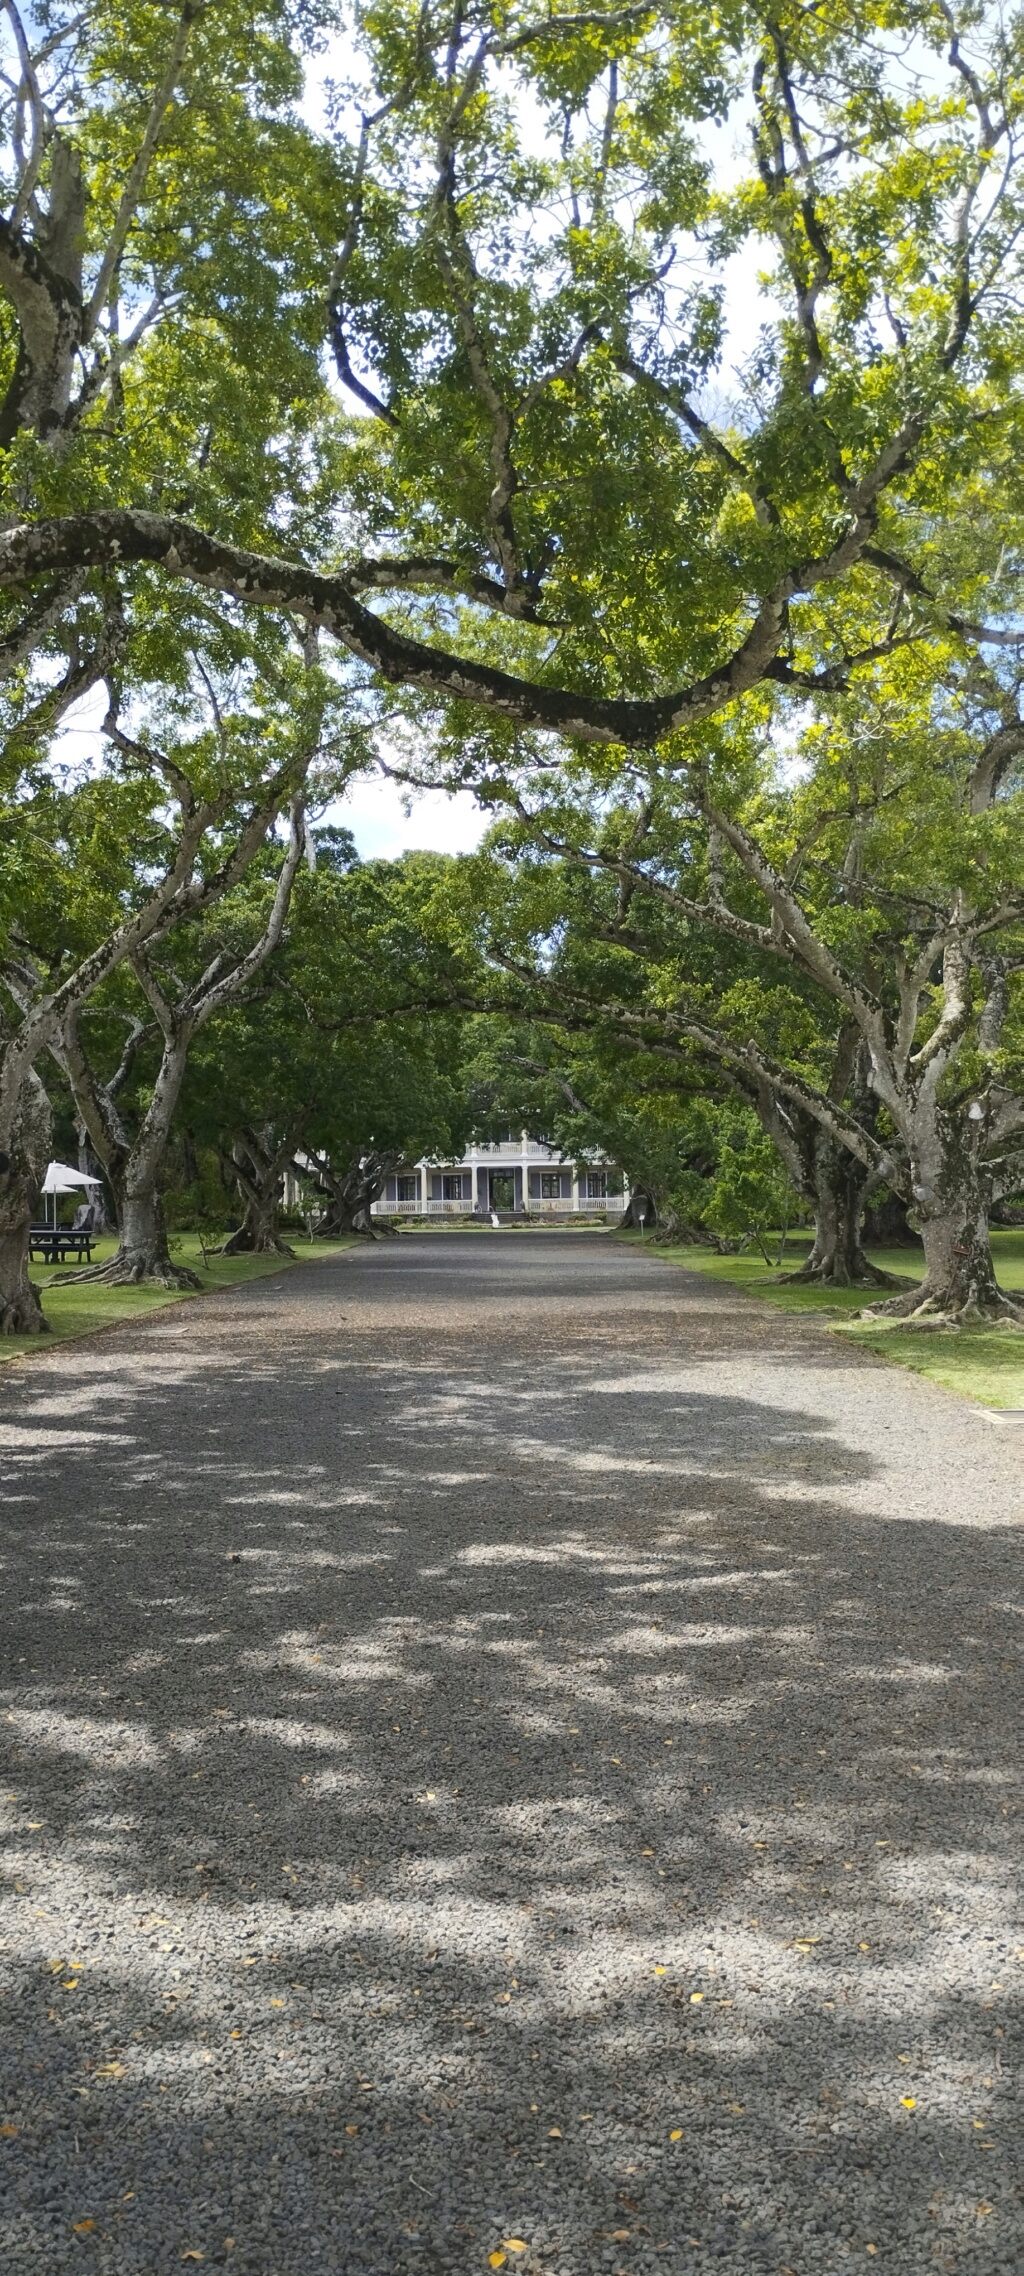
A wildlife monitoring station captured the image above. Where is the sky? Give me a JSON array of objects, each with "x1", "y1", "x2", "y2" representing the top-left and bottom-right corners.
[{"x1": 331, "y1": 771, "x2": 489, "y2": 860}]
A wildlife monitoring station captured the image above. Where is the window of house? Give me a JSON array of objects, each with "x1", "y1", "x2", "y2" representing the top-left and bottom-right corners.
[
  {"x1": 396, "y1": 1175, "x2": 419, "y2": 1203},
  {"x1": 586, "y1": 1171, "x2": 608, "y2": 1199},
  {"x1": 442, "y1": 1173, "x2": 464, "y2": 1201},
  {"x1": 540, "y1": 1172, "x2": 562, "y2": 1199}
]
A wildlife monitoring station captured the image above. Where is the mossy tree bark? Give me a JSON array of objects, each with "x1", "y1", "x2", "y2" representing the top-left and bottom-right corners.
[{"x1": 0, "y1": 1070, "x2": 52, "y2": 1333}]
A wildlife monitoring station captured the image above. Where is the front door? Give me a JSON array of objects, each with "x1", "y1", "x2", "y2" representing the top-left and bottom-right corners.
[{"x1": 490, "y1": 1172, "x2": 515, "y2": 1212}]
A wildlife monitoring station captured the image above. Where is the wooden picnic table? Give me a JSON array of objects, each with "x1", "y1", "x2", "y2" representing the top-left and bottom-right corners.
[{"x1": 28, "y1": 1227, "x2": 95, "y2": 1265}]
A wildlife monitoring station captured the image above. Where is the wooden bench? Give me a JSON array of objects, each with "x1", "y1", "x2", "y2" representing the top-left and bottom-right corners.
[{"x1": 28, "y1": 1228, "x2": 95, "y2": 1265}]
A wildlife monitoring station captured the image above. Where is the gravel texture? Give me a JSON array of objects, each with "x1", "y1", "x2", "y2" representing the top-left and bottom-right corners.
[{"x1": 0, "y1": 1229, "x2": 1021, "y2": 2276}]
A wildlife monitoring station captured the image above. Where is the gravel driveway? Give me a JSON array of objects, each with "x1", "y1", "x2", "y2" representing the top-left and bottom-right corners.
[{"x1": 0, "y1": 1231, "x2": 1020, "y2": 2276}]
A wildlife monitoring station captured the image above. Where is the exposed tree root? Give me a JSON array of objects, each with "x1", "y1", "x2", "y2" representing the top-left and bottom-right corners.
[
  {"x1": 777, "y1": 1256, "x2": 906, "y2": 1290},
  {"x1": 51, "y1": 1254, "x2": 203, "y2": 1290},
  {"x1": 217, "y1": 1229, "x2": 295, "y2": 1257},
  {"x1": 859, "y1": 1281, "x2": 1024, "y2": 1328},
  {"x1": 649, "y1": 1219, "x2": 702, "y2": 1246}
]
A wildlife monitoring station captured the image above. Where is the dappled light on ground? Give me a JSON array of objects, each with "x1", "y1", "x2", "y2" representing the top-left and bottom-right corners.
[{"x1": 0, "y1": 1236, "x2": 1020, "y2": 2276}]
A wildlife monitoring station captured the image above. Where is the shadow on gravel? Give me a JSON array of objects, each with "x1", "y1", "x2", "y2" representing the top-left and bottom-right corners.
[{"x1": 0, "y1": 1236, "x2": 1019, "y2": 2276}]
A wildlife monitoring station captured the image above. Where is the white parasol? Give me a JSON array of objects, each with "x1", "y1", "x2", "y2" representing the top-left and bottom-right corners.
[{"x1": 39, "y1": 1161, "x2": 103, "y2": 1227}]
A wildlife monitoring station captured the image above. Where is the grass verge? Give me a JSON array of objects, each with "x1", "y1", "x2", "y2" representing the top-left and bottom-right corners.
[
  {"x1": 619, "y1": 1228, "x2": 1024, "y2": 1410},
  {"x1": 0, "y1": 1232, "x2": 356, "y2": 1369}
]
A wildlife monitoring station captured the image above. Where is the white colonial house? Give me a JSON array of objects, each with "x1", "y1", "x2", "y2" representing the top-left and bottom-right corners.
[{"x1": 371, "y1": 1133, "x2": 628, "y2": 1219}]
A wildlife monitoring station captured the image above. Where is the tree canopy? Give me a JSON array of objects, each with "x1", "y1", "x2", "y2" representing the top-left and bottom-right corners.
[{"x1": 4, "y1": 0, "x2": 1024, "y2": 1329}]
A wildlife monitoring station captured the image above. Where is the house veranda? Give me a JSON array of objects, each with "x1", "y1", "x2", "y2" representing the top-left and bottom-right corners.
[{"x1": 371, "y1": 1135, "x2": 628, "y2": 1221}]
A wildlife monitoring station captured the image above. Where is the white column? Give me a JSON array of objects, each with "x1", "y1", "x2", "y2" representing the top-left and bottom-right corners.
[{"x1": 571, "y1": 1166, "x2": 581, "y2": 1214}]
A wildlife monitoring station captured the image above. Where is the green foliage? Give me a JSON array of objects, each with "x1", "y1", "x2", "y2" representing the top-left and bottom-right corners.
[{"x1": 181, "y1": 850, "x2": 482, "y2": 1183}]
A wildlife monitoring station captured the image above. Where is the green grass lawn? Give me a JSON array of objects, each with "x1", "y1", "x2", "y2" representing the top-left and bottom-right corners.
[
  {"x1": 620, "y1": 1226, "x2": 1024, "y2": 1410},
  {"x1": 0, "y1": 1232, "x2": 355, "y2": 1370}
]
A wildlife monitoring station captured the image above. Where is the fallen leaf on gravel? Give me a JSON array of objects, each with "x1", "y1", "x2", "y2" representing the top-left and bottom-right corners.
[
  {"x1": 0, "y1": 2124, "x2": 19, "y2": 2137},
  {"x1": 794, "y1": 1938, "x2": 821, "y2": 1950},
  {"x1": 502, "y1": 2243, "x2": 528, "y2": 2254},
  {"x1": 866, "y1": 2247, "x2": 878, "y2": 2256},
  {"x1": 610, "y1": 2230, "x2": 630, "y2": 2243},
  {"x1": 94, "y1": 2064, "x2": 126, "y2": 2080},
  {"x1": 652, "y1": 1965, "x2": 666, "y2": 1976},
  {"x1": 269, "y1": 1998, "x2": 285, "y2": 2009},
  {"x1": 900, "y1": 2097, "x2": 917, "y2": 2111},
  {"x1": 858, "y1": 1943, "x2": 871, "y2": 1952},
  {"x1": 548, "y1": 2127, "x2": 562, "y2": 2138},
  {"x1": 181, "y1": 2254, "x2": 205, "y2": 2263},
  {"x1": 488, "y1": 2254, "x2": 507, "y2": 2268},
  {"x1": 61, "y1": 1978, "x2": 79, "y2": 1990},
  {"x1": 975, "y1": 2203, "x2": 993, "y2": 2219},
  {"x1": 726, "y1": 2103, "x2": 745, "y2": 2115},
  {"x1": 344, "y1": 2125, "x2": 359, "y2": 2136},
  {"x1": 72, "y1": 2220, "x2": 96, "y2": 2235},
  {"x1": 669, "y1": 2129, "x2": 684, "y2": 2142},
  {"x1": 688, "y1": 1992, "x2": 704, "y2": 2005}
]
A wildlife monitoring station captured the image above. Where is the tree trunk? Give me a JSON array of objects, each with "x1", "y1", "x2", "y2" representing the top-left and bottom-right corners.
[
  {"x1": 312, "y1": 1152, "x2": 399, "y2": 1237},
  {"x1": 0, "y1": 1222, "x2": 47, "y2": 1335},
  {"x1": 55, "y1": 1021, "x2": 202, "y2": 1288},
  {"x1": 221, "y1": 1198, "x2": 294, "y2": 1255},
  {"x1": 862, "y1": 1109, "x2": 1020, "y2": 1324},
  {"x1": 62, "y1": 1181, "x2": 202, "y2": 1288},
  {"x1": 781, "y1": 1140, "x2": 899, "y2": 1288},
  {"x1": 0, "y1": 1067, "x2": 52, "y2": 1334},
  {"x1": 650, "y1": 1202, "x2": 702, "y2": 1244},
  {"x1": 620, "y1": 1187, "x2": 656, "y2": 1230},
  {"x1": 219, "y1": 1132, "x2": 295, "y2": 1255},
  {"x1": 317, "y1": 1186, "x2": 384, "y2": 1236},
  {"x1": 218, "y1": 1128, "x2": 291, "y2": 1256}
]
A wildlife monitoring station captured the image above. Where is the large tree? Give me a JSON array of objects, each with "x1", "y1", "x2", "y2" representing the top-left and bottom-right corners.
[
  {"x1": 1, "y1": 626, "x2": 357, "y2": 1322},
  {"x1": 463, "y1": 833, "x2": 906, "y2": 1285},
  {"x1": 3, "y1": 3, "x2": 1023, "y2": 738},
  {"x1": 472, "y1": 617, "x2": 1024, "y2": 1318},
  {"x1": 0, "y1": 0, "x2": 345, "y2": 1327}
]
